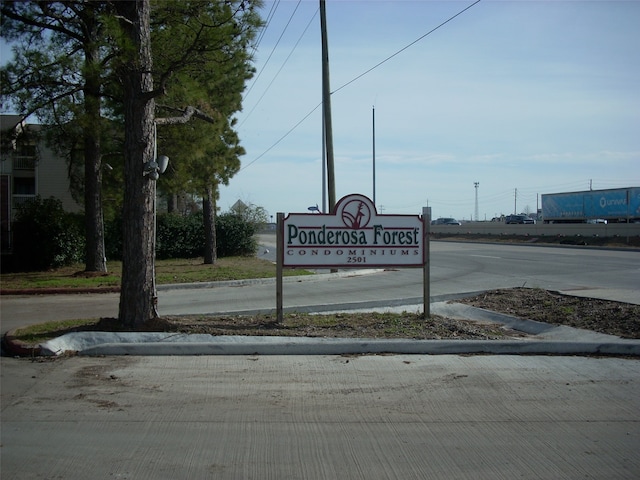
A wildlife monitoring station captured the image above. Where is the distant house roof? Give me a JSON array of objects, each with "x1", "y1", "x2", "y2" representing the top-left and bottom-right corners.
[
  {"x1": 0, "y1": 115, "x2": 25, "y2": 133},
  {"x1": 232, "y1": 200, "x2": 248, "y2": 211},
  {"x1": 1, "y1": 115, "x2": 26, "y2": 152}
]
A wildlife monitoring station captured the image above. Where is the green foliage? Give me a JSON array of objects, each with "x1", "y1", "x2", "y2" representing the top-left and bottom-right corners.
[
  {"x1": 156, "y1": 212, "x2": 205, "y2": 260},
  {"x1": 104, "y1": 212, "x2": 123, "y2": 261},
  {"x1": 13, "y1": 197, "x2": 85, "y2": 270},
  {"x1": 216, "y1": 212, "x2": 258, "y2": 257},
  {"x1": 12, "y1": 318, "x2": 100, "y2": 344},
  {"x1": 230, "y1": 201, "x2": 268, "y2": 230},
  {"x1": 2, "y1": 0, "x2": 264, "y2": 276},
  {"x1": 149, "y1": 210, "x2": 260, "y2": 259},
  {"x1": 154, "y1": 1, "x2": 262, "y2": 204}
]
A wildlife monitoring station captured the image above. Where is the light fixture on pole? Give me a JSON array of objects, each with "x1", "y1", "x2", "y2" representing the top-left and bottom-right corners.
[
  {"x1": 145, "y1": 123, "x2": 169, "y2": 181},
  {"x1": 143, "y1": 155, "x2": 169, "y2": 181}
]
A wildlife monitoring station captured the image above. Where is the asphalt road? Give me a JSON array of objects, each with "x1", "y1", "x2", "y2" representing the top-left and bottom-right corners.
[
  {"x1": 1, "y1": 240, "x2": 639, "y2": 334},
  {"x1": 2, "y1": 241, "x2": 639, "y2": 479}
]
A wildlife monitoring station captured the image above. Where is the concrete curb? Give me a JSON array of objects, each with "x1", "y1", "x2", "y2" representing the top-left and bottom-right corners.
[
  {"x1": 76, "y1": 339, "x2": 640, "y2": 357},
  {"x1": 1, "y1": 330, "x2": 43, "y2": 357},
  {"x1": 0, "y1": 269, "x2": 384, "y2": 297},
  {"x1": 29, "y1": 326, "x2": 640, "y2": 357},
  {"x1": 4, "y1": 294, "x2": 639, "y2": 358},
  {"x1": 0, "y1": 286, "x2": 121, "y2": 296}
]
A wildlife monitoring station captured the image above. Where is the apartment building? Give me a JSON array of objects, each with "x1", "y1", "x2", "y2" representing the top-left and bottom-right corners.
[{"x1": 0, "y1": 115, "x2": 81, "y2": 252}]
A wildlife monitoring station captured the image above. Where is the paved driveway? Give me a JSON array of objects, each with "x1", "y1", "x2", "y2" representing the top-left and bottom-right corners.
[{"x1": 2, "y1": 354, "x2": 639, "y2": 479}]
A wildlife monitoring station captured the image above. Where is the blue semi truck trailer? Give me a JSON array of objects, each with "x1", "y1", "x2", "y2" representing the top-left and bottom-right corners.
[{"x1": 541, "y1": 187, "x2": 640, "y2": 223}]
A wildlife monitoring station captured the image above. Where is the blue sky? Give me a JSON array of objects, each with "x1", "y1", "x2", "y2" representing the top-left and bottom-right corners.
[
  {"x1": 221, "y1": 0, "x2": 640, "y2": 221},
  {"x1": 2, "y1": 1, "x2": 638, "y2": 221}
]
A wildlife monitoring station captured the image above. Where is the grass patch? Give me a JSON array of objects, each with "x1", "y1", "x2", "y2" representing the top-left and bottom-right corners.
[
  {"x1": 12, "y1": 318, "x2": 100, "y2": 344},
  {"x1": 1, "y1": 256, "x2": 312, "y2": 291},
  {"x1": 0, "y1": 268, "x2": 121, "y2": 290},
  {"x1": 10, "y1": 311, "x2": 513, "y2": 347}
]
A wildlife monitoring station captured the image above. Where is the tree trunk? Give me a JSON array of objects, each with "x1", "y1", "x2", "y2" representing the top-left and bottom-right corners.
[
  {"x1": 83, "y1": 129, "x2": 106, "y2": 273},
  {"x1": 83, "y1": 43, "x2": 107, "y2": 273},
  {"x1": 167, "y1": 193, "x2": 177, "y2": 214},
  {"x1": 203, "y1": 184, "x2": 216, "y2": 265},
  {"x1": 116, "y1": 0, "x2": 157, "y2": 328}
]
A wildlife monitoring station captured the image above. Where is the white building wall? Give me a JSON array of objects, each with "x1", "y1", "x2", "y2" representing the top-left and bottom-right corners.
[{"x1": 36, "y1": 135, "x2": 82, "y2": 213}]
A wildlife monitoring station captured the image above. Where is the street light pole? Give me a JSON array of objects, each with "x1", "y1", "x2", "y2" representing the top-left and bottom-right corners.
[
  {"x1": 145, "y1": 123, "x2": 169, "y2": 317},
  {"x1": 100, "y1": 163, "x2": 113, "y2": 272},
  {"x1": 474, "y1": 181, "x2": 479, "y2": 221}
]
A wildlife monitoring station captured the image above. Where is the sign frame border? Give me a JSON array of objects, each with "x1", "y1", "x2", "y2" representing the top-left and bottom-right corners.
[{"x1": 276, "y1": 194, "x2": 431, "y2": 321}]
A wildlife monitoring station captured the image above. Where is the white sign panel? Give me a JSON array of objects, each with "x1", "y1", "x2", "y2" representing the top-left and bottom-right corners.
[{"x1": 282, "y1": 194, "x2": 424, "y2": 268}]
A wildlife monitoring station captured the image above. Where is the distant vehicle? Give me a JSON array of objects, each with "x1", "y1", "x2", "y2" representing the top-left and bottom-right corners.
[
  {"x1": 586, "y1": 218, "x2": 607, "y2": 224},
  {"x1": 432, "y1": 217, "x2": 461, "y2": 225},
  {"x1": 541, "y1": 187, "x2": 640, "y2": 224},
  {"x1": 505, "y1": 214, "x2": 534, "y2": 224}
]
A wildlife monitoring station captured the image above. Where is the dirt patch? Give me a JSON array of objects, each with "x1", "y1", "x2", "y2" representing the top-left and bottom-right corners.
[
  {"x1": 71, "y1": 271, "x2": 110, "y2": 278},
  {"x1": 92, "y1": 312, "x2": 526, "y2": 340},
  {"x1": 72, "y1": 288, "x2": 639, "y2": 340},
  {"x1": 456, "y1": 288, "x2": 640, "y2": 339}
]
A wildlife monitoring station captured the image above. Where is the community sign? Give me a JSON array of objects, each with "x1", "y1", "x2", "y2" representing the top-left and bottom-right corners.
[{"x1": 281, "y1": 194, "x2": 425, "y2": 268}]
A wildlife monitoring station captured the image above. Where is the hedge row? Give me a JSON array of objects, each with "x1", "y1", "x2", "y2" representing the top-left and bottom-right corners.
[
  {"x1": 12, "y1": 197, "x2": 85, "y2": 271},
  {"x1": 9, "y1": 197, "x2": 258, "y2": 271}
]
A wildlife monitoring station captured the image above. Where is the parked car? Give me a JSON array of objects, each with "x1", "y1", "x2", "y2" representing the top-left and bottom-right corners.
[
  {"x1": 505, "y1": 214, "x2": 534, "y2": 224},
  {"x1": 432, "y1": 217, "x2": 461, "y2": 225}
]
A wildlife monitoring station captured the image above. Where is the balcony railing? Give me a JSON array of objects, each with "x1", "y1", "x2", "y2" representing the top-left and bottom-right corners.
[
  {"x1": 12, "y1": 194, "x2": 36, "y2": 208},
  {"x1": 12, "y1": 156, "x2": 37, "y2": 170}
]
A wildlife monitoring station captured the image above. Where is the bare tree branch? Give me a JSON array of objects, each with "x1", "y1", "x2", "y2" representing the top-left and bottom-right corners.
[
  {"x1": 1, "y1": 3, "x2": 85, "y2": 44},
  {"x1": 155, "y1": 105, "x2": 218, "y2": 125}
]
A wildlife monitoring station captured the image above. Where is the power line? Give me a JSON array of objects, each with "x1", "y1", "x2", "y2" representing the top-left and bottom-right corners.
[
  {"x1": 332, "y1": 0, "x2": 482, "y2": 95},
  {"x1": 239, "y1": 0, "x2": 483, "y2": 171},
  {"x1": 239, "y1": 102, "x2": 322, "y2": 172},
  {"x1": 240, "y1": 7, "x2": 318, "y2": 128},
  {"x1": 244, "y1": 0, "x2": 302, "y2": 101},
  {"x1": 252, "y1": 0, "x2": 280, "y2": 51}
]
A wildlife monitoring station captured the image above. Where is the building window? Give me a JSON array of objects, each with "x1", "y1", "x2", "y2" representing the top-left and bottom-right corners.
[{"x1": 13, "y1": 177, "x2": 35, "y2": 195}]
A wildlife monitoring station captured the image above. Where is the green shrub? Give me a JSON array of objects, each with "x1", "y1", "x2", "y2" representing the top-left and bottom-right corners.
[
  {"x1": 156, "y1": 212, "x2": 204, "y2": 259},
  {"x1": 102, "y1": 209, "x2": 258, "y2": 261},
  {"x1": 216, "y1": 212, "x2": 257, "y2": 257},
  {"x1": 104, "y1": 212, "x2": 123, "y2": 261},
  {"x1": 13, "y1": 196, "x2": 85, "y2": 270}
]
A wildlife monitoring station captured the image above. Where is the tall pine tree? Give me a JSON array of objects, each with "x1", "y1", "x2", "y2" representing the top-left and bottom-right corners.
[
  {"x1": 154, "y1": 0, "x2": 260, "y2": 264},
  {"x1": 1, "y1": 1, "x2": 117, "y2": 272},
  {"x1": 114, "y1": 0, "x2": 261, "y2": 325},
  {"x1": 2, "y1": 0, "x2": 262, "y2": 325}
]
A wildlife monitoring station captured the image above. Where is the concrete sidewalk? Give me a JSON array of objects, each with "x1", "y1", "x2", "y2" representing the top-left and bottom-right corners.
[{"x1": 32, "y1": 301, "x2": 640, "y2": 357}]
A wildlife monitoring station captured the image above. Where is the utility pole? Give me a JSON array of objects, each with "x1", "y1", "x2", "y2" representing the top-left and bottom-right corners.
[
  {"x1": 321, "y1": 109, "x2": 326, "y2": 213},
  {"x1": 320, "y1": 0, "x2": 336, "y2": 212},
  {"x1": 514, "y1": 188, "x2": 518, "y2": 214},
  {"x1": 372, "y1": 105, "x2": 376, "y2": 206},
  {"x1": 474, "y1": 182, "x2": 479, "y2": 221}
]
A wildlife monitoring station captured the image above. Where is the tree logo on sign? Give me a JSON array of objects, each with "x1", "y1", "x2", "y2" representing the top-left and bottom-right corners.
[{"x1": 338, "y1": 196, "x2": 373, "y2": 229}]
